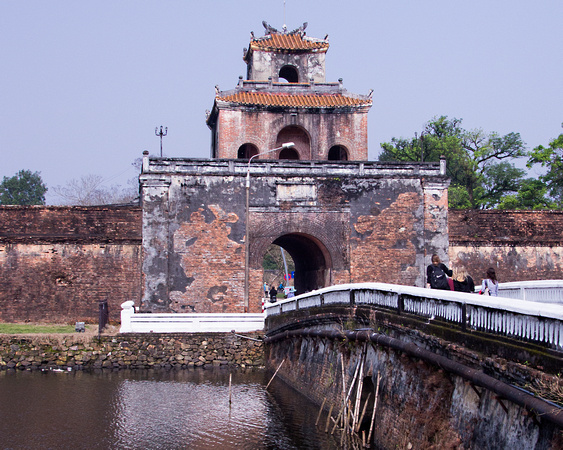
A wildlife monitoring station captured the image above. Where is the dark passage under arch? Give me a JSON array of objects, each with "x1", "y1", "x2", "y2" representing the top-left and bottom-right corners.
[{"x1": 272, "y1": 233, "x2": 329, "y2": 295}]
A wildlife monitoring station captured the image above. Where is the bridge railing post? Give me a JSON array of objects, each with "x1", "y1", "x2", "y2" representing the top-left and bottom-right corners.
[
  {"x1": 397, "y1": 294, "x2": 404, "y2": 315},
  {"x1": 461, "y1": 302, "x2": 467, "y2": 331}
]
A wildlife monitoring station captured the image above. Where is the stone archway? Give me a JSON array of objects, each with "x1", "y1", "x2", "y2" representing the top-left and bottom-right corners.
[
  {"x1": 272, "y1": 233, "x2": 330, "y2": 294},
  {"x1": 257, "y1": 233, "x2": 331, "y2": 295}
]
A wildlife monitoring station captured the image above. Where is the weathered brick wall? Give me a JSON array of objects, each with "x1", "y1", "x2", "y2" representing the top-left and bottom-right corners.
[
  {"x1": 215, "y1": 109, "x2": 369, "y2": 161},
  {"x1": 141, "y1": 159, "x2": 449, "y2": 314},
  {"x1": 4, "y1": 204, "x2": 563, "y2": 323},
  {"x1": 0, "y1": 206, "x2": 142, "y2": 323},
  {"x1": 449, "y1": 209, "x2": 563, "y2": 283}
]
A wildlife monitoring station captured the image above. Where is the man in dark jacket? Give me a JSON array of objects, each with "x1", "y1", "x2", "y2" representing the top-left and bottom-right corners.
[{"x1": 269, "y1": 285, "x2": 278, "y2": 303}]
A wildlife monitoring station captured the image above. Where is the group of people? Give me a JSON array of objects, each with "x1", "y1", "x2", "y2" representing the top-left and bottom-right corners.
[
  {"x1": 264, "y1": 282, "x2": 294, "y2": 303},
  {"x1": 426, "y1": 254, "x2": 498, "y2": 296}
]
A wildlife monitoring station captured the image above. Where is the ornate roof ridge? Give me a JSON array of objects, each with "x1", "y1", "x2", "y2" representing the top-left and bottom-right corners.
[
  {"x1": 246, "y1": 21, "x2": 329, "y2": 53},
  {"x1": 215, "y1": 90, "x2": 372, "y2": 108}
]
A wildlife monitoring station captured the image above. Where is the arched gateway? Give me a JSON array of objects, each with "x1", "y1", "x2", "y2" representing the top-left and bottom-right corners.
[{"x1": 139, "y1": 22, "x2": 450, "y2": 314}]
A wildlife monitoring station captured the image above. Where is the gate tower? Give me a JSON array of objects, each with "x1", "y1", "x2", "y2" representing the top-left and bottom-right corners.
[
  {"x1": 206, "y1": 22, "x2": 372, "y2": 162},
  {"x1": 140, "y1": 22, "x2": 450, "y2": 314}
]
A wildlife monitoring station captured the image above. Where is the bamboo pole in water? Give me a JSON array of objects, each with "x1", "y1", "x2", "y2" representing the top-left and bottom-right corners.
[
  {"x1": 229, "y1": 373, "x2": 232, "y2": 405},
  {"x1": 356, "y1": 393, "x2": 372, "y2": 433},
  {"x1": 367, "y1": 371, "x2": 381, "y2": 445},
  {"x1": 324, "y1": 404, "x2": 334, "y2": 433},
  {"x1": 331, "y1": 362, "x2": 360, "y2": 434},
  {"x1": 352, "y1": 357, "x2": 365, "y2": 432},
  {"x1": 266, "y1": 358, "x2": 285, "y2": 389},
  {"x1": 316, "y1": 397, "x2": 327, "y2": 427}
]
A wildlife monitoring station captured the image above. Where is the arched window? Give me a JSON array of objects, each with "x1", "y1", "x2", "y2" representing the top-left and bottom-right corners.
[
  {"x1": 276, "y1": 126, "x2": 310, "y2": 160},
  {"x1": 279, "y1": 148, "x2": 300, "y2": 160},
  {"x1": 237, "y1": 143, "x2": 258, "y2": 160},
  {"x1": 279, "y1": 65, "x2": 299, "y2": 83},
  {"x1": 328, "y1": 145, "x2": 349, "y2": 161}
]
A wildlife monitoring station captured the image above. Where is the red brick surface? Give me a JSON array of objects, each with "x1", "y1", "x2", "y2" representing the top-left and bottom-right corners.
[{"x1": 0, "y1": 206, "x2": 141, "y2": 323}]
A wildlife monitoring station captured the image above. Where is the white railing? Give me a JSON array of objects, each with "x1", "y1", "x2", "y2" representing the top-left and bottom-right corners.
[
  {"x1": 496, "y1": 280, "x2": 563, "y2": 304},
  {"x1": 264, "y1": 283, "x2": 563, "y2": 349},
  {"x1": 120, "y1": 301, "x2": 265, "y2": 333}
]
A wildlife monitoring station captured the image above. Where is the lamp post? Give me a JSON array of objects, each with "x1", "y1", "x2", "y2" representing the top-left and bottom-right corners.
[
  {"x1": 244, "y1": 142, "x2": 295, "y2": 312},
  {"x1": 155, "y1": 126, "x2": 168, "y2": 157}
]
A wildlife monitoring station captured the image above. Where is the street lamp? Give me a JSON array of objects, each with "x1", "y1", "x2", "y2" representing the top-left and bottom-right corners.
[{"x1": 244, "y1": 142, "x2": 295, "y2": 312}]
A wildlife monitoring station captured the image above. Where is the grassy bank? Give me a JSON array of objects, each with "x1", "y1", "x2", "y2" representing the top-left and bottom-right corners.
[{"x1": 0, "y1": 323, "x2": 93, "y2": 334}]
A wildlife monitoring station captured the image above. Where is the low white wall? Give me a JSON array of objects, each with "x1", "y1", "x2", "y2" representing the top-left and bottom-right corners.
[
  {"x1": 120, "y1": 301, "x2": 265, "y2": 333},
  {"x1": 497, "y1": 280, "x2": 563, "y2": 304}
]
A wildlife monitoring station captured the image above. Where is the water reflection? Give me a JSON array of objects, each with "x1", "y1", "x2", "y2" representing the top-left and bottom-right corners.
[{"x1": 0, "y1": 369, "x2": 339, "y2": 449}]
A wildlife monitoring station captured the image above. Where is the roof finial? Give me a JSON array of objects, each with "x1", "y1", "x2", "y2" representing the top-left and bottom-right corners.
[{"x1": 283, "y1": 0, "x2": 286, "y2": 32}]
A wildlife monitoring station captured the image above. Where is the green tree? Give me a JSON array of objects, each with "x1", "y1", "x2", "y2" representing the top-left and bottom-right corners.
[
  {"x1": 497, "y1": 179, "x2": 556, "y2": 210},
  {"x1": 379, "y1": 116, "x2": 527, "y2": 209},
  {"x1": 527, "y1": 128, "x2": 563, "y2": 207},
  {"x1": 0, "y1": 170, "x2": 47, "y2": 205}
]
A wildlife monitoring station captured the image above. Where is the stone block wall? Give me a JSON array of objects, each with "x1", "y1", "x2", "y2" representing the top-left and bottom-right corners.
[
  {"x1": 265, "y1": 331, "x2": 562, "y2": 449},
  {"x1": 0, "y1": 332, "x2": 263, "y2": 371},
  {"x1": 0, "y1": 206, "x2": 142, "y2": 323}
]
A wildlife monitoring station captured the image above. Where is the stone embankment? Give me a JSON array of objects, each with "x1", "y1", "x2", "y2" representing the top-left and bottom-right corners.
[{"x1": 0, "y1": 332, "x2": 264, "y2": 371}]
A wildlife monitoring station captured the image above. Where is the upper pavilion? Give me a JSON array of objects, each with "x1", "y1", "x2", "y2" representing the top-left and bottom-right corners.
[{"x1": 206, "y1": 22, "x2": 372, "y2": 161}]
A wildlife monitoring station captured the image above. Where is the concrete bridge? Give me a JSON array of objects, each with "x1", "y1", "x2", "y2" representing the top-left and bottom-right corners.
[{"x1": 263, "y1": 284, "x2": 563, "y2": 449}]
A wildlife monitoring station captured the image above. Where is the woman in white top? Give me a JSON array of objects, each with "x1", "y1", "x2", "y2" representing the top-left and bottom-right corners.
[{"x1": 480, "y1": 267, "x2": 499, "y2": 296}]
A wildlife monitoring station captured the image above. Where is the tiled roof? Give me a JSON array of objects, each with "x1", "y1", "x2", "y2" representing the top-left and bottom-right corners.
[
  {"x1": 250, "y1": 33, "x2": 329, "y2": 52},
  {"x1": 217, "y1": 91, "x2": 371, "y2": 108}
]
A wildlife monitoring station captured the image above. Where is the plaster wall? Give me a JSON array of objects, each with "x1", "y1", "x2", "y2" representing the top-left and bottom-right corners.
[{"x1": 248, "y1": 50, "x2": 326, "y2": 83}]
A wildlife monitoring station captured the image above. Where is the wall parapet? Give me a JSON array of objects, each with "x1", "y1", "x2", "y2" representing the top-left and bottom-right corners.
[
  {"x1": 0, "y1": 205, "x2": 141, "y2": 244},
  {"x1": 120, "y1": 301, "x2": 265, "y2": 333},
  {"x1": 140, "y1": 156, "x2": 445, "y2": 179}
]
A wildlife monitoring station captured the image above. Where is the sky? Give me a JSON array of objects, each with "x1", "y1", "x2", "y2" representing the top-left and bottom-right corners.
[{"x1": 1, "y1": 1, "x2": 562, "y2": 204}]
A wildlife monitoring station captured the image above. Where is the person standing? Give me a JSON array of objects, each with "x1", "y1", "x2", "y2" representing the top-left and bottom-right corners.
[
  {"x1": 480, "y1": 268, "x2": 499, "y2": 296},
  {"x1": 426, "y1": 254, "x2": 453, "y2": 290},
  {"x1": 453, "y1": 267, "x2": 475, "y2": 293},
  {"x1": 269, "y1": 285, "x2": 278, "y2": 303}
]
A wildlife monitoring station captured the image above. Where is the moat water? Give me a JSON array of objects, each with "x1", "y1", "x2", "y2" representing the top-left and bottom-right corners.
[{"x1": 0, "y1": 368, "x2": 341, "y2": 449}]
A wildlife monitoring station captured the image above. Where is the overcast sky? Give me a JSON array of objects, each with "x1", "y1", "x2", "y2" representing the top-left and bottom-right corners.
[{"x1": 1, "y1": 1, "x2": 562, "y2": 204}]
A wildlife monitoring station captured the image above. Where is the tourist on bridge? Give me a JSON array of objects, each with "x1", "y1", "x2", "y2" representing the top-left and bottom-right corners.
[
  {"x1": 269, "y1": 285, "x2": 278, "y2": 303},
  {"x1": 453, "y1": 267, "x2": 475, "y2": 293},
  {"x1": 427, "y1": 254, "x2": 453, "y2": 290},
  {"x1": 479, "y1": 268, "x2": 499, "y2": 296}
]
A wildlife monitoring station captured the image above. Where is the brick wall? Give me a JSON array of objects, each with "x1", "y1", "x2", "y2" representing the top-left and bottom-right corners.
[
  {"x1": 215, "y1": 109, "x2": 369, "y2": 161},
  {"x1": 449, "y1": 209, "x2": 563, "y2": 283},
  {"x1": 0, "y1": 206, "x2": 142, "y2": 323},
  {"x1": 3, "y1": 204, "x2": 563, "y2": 323},
  {"x1": 141, "y1": 160, "x2": 449, "y2": 313}
]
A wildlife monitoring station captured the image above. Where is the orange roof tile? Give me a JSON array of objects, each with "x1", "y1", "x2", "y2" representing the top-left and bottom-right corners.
[
  {"x1": 217, "y1": 91, "x2": 371, "y2": 108},
  {"x1": 250, "y1": 33, "x2": 329, "y2": 52}
]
